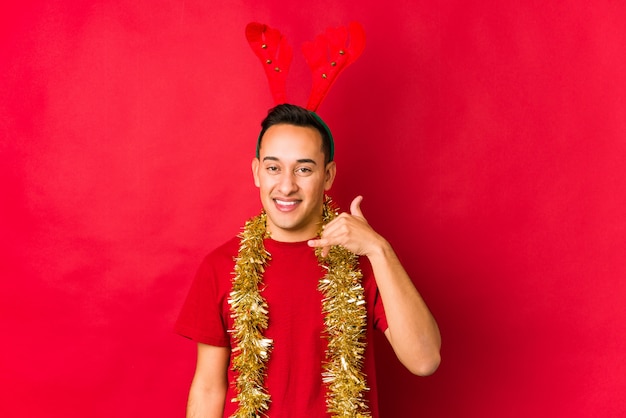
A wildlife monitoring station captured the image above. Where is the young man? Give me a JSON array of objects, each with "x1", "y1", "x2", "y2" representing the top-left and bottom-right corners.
[{"x1": 175, "y1": 104, "x2": 441, "y2": 417}]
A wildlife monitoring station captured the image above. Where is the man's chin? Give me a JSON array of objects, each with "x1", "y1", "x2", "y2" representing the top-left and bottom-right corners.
[
  {"x1": 265, "y1": 214, "x2": 317, "y2": 239},
  {"x1": 267, "y1": 218, "x2": 301, "y2": 233}
]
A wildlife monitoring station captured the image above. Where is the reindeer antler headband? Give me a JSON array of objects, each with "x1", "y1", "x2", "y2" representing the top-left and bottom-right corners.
[{"x1": 246, "y1": 22, "x2": 366, "y2": 161}]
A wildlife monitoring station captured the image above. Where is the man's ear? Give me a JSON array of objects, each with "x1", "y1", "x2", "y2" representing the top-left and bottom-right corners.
[
  {"x1": 251, "y1": 158, "x2": 260, "y2": 187},
  {"x1": 324, "y1": 161, "x2": 337, "y2": 191}
]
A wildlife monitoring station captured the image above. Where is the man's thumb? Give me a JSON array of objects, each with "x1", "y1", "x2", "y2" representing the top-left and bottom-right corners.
[{"x1": 350, "y1": 195, "x2": 365, "y2": 218}]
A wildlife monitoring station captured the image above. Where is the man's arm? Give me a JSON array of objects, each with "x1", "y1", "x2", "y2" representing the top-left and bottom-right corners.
[
  {"x1": 308, "y1": 196, "x2": 441, "y2": 376},
  {"x1": 186, "y1": 343, "x2": 230, "y2": 418},
  {"x1": 369, "y1": 240, "x2": 441, "y2": 376}
]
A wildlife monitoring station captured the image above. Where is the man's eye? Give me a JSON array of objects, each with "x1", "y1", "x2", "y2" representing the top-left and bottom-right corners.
[
  {"x1": 266, "y1": 166, "x2": 279, "y2": 173},
  {"x1": 296, "y1": 167, "x2": 312, "y2": 175}
]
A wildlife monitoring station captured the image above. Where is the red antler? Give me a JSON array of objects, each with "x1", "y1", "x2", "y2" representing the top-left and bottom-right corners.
[
  {"x1": 302, "y1": 22, "x2": 366, "y2": 111},
  {"x1": 245, "y1": 22, "x2": 293, "y2": 105},
  {"x1": 246, "y1": 22, "x2": 365, "y2": 111}
]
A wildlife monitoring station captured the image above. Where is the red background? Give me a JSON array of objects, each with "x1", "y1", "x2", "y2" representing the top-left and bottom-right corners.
[{"x1": 2, "y1": 1, "x2": 625, "y2": 417}]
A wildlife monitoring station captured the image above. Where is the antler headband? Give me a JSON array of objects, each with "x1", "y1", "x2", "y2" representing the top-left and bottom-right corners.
[{"x1": 246, "y1": 22, "x2": 366, "y2": 160}]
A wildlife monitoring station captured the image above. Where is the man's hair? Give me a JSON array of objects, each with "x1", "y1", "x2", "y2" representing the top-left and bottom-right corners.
[{"x1": 257, "y1": 103, "x2": 334, "y2": 164}]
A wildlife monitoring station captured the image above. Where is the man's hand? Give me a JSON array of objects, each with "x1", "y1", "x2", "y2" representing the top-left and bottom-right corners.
[{"x1": 308, "y1": 196, "x2": 385, "y2": 258}]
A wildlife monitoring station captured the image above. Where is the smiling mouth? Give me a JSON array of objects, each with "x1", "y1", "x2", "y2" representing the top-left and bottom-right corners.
[
  {"x1": 275, "y1": 199, "x2": 297, "y2": 206},
  {"x1": 273, "y1": 198, "x2": 300, "y2": 211}
]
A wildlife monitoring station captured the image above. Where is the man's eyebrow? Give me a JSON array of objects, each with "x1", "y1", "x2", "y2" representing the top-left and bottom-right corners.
[{"x1": 262, "y1": 157, "x2": 317, "y2": 165}]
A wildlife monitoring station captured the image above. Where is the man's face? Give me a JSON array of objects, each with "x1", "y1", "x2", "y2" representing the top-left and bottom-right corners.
[{"x1": 252, "y1": 123, "x2": 336, "y2": 242}]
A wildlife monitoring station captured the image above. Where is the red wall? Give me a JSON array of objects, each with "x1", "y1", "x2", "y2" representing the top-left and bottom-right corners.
[{"x1": 2, "y1": 1, "x2": 625, "y2": 416}]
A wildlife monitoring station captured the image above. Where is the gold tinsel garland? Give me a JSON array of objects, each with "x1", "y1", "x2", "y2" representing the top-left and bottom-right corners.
[
  {"x1": 228, "y1": 197, "x2": 370, "y2": 417},
  {"x1": 229, "y1": 211, "x2": 273, "y2": 417}
]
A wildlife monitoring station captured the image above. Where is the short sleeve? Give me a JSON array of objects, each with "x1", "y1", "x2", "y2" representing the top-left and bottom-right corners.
[
  {"x1": 174, "y1": 252, "x2": 231, "y2": 347},
  {"x1": 360, "y1": 257, "x2": 388, "y2": 333},
  {"x1": 373, "y1": 287, "x2": 388, "y2": 333}
]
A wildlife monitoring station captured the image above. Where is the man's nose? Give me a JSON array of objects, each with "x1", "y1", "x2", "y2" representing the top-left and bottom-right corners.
[{"x1": 277, "y1": 172, "x2": 298, "y2": 194}]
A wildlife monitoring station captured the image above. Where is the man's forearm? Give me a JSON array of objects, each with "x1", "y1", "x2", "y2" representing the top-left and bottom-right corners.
[{"x1": 186, "y1": 380, "x2": 226, "y2": 418}]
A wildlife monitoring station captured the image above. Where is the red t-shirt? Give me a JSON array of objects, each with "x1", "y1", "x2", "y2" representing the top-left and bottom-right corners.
[{"x1": 175, "y1": 237, "x2": 388, "y2": 417}]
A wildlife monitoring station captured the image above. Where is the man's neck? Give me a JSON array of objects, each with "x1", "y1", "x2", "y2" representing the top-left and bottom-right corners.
[{"x1": 265, "y1": 222, "x2": 322, "y2": 243}]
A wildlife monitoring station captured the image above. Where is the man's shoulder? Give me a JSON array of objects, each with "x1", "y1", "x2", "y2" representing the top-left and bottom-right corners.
[
  {"x1": 204, "y1": 236, "x2": 240, "y2": 261},
  {"x1": 192, "y1": 236, "x2": 240, "y2": 279}
]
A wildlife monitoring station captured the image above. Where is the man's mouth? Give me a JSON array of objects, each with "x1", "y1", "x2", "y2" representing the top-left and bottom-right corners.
[{"x1": 273, "y1": 198, "x2": 300, "y2": 212}]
